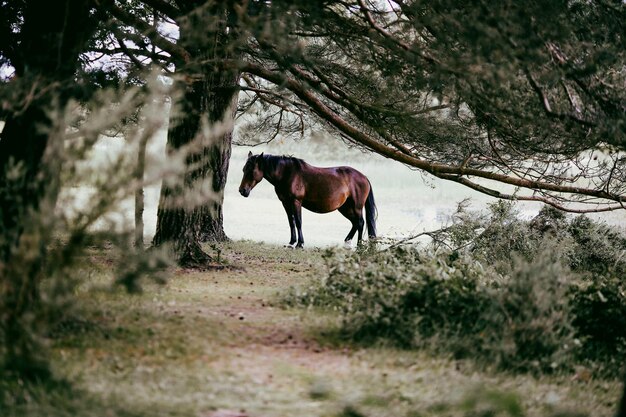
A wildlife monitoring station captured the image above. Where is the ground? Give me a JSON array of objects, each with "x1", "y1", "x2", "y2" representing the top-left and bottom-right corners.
[{"x1": 5, "y1": 241, "x2": 621, "y2": 416}]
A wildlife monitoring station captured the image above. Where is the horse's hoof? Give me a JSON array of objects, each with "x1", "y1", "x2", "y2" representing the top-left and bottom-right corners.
[
  {"x1": 296, "y1": 244, "x2": 304, "y2": 249},
  {"x1": 285, "y1": 243, "x2": 296, "y2": 249}
]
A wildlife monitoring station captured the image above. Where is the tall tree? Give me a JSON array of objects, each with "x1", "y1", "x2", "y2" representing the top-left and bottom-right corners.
[
  {"x1": 0, "y1": 0, "x2": 98, "y2": 378},
  {"x1": 150, "y1": 1, "x2": 240, "y2": 266},
  {"x1": 177, "y1": 3, "x2": 241, "y2": 244},
  {"x1": 101, "y1": 0, "x2": 243, "y2": 265}
]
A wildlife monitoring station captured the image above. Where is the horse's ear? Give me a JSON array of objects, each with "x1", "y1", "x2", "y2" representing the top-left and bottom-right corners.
[
  {"x1": 247, "y1": 151, "x2": 253, "y2": 159},
  {"x1": 259, "y1": 152, "x2": 264, "y2": 157}
]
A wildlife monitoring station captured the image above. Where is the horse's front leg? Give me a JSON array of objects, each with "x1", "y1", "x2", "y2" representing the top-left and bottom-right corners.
[
  {"x1": 281, "y1": 201, "x2": 297, "y2": 248},
  {"x1": 293, "y1": 200, "x2": 304, "y2": 248}
]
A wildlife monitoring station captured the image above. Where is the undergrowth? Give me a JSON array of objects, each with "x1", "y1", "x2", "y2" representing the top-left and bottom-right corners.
[{"x1": 286, "y1": 202, "x2": 626, "y2": 376}]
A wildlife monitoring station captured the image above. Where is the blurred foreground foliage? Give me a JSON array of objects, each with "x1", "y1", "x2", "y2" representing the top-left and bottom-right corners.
[
  {"x1": 0, "y1": 79, "x2": 173, "y2": 384},
  {"x1": 287, "y1": 202, "x2": 626, "y2": 376}
]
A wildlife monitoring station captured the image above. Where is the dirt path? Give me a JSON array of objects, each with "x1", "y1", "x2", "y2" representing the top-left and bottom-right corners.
[{"x1": 198, "y1": 249, "x2": 356, "y2": 417}]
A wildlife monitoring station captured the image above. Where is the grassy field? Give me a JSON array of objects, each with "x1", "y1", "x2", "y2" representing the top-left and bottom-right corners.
[{"x1": 3, "y1": 241, "x2": 622, "y2": 417}]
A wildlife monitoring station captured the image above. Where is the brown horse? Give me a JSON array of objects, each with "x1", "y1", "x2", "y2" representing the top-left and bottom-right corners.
[{"x1": 239, "y1": 152, "x2": 377, "y2": 248}]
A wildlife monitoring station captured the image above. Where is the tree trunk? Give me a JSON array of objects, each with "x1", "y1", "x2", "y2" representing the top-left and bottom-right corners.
[
  {"x1": 152, "y1": 74, "x2": 217, "y2": 267},
  {"x1": 0, "y1": 0, "x2": 95, "y2": 379},
  {"x1": 0, "y1": 105, "x2": 51, "y2": 378},
  {"x1": 152, "y1": 3, "x2": 240, "y2": 264},
  {"x1": 197, "y1": 69, "x2": 240, "y2": 243}
]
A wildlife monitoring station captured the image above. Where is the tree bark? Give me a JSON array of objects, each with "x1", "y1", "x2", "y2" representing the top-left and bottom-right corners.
[
  {"x1": 152, "y1": 74, "x2": 217, "y2": 267},
  {"x1": 0, "y1": 107, "x2": 50, "y2": 377},
  {"x1": 197, "y1": 68, "x2": 240, "y2": 243}
]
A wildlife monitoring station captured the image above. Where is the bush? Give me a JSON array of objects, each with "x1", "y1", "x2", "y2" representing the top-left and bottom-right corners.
[
  {"x1": 570, "y1": 274, "x2": 626, "y2": 368},
  {"x1": 287, "y1": 246, "x2": 489, "y2": 340},
  {"x1": 291, "y1": 245, "x2": 578, "y2": 373},
  {"x1": 470, "y1": 201, "x2": 543, "y2": 265},
  {"x1": 567, "y1": 215, "x2": 626, "y2": 275},
  {"x1": 288, "y1": 204, "x2": 626, "y2": 375},
  {"x1": 483, "y1": 250, "x2": 575, "y2": 372},
  {"x1": 437, "y1": 202, "x2": 626, "y2": 276}
]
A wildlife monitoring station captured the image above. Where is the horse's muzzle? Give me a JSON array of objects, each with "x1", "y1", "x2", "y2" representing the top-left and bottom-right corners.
[{"x1": 239, "y1": 188, "x2": 250, "y2": 197}]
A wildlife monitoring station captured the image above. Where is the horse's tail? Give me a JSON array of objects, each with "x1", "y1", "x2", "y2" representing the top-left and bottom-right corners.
[{"x1": 365, "y1": 181, "x2": 377, "y2": 239}]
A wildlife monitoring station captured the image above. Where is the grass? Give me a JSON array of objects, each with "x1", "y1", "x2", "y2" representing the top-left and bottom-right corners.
[{"x1": 1, "y1": 241, "x2": 622, "y2": 417}]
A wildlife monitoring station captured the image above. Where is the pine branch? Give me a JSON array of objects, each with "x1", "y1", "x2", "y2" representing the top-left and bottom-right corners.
[
  {"x1": 236, "y1": 60, "x2": 626, "y2": 208},
  {"x1": 96, "y1": 0, "x2": 190, "y2": 64}
]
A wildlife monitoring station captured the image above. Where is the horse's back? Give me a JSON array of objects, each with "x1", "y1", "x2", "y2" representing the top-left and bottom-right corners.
[
  {"x1": 302, "y1": 164, "x2": 368, "y2": 189},
  {"x1": 298, "y1": 163, "x2": 370, "y2": 213}
]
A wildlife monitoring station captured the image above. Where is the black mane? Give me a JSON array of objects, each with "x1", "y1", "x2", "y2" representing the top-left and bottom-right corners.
[{"x1": 261, "y1": 154, "x2": 305, "y2": 172}]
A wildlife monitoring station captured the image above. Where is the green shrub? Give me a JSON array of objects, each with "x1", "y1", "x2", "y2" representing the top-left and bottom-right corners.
[
  {"x1": 435, "y1": 202, "x2": 626, "y2": 276},
  {"x1": 291, "y1": 245, "x2": 578, "y2": 373},
  {"x1": 570, "y1": 274, "x2": 626, "y2": 367},
  {"x1": 470, "y1": 201, "x2": 542, "y2": 265},
  {"x1": 288, "y1": 246, "x2": 489, "y2": 342},
  {"x1": 567, "y1": 215, "x2": 626, "y2": 275},
  {"x1": 288, "y1": 203, "x2": 626, "y2": 375},
  {"x1": 482, "y1": 250, "x2": 575, "y2": 372}
]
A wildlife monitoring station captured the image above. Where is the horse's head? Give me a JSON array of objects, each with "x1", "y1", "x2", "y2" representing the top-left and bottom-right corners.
[{"x1": 239, "y1": 151, "x2": 264, "y2": 197}]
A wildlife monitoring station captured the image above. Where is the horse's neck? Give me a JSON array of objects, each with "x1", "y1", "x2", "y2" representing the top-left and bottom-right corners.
[
  {"x1": 262, "y1": 158, "x2": 281, "y2": 185},
  {"x1": 264, "y1": 168, "x2": 279, "y2": 186},
  {"x1": 263, "y1": 158, "x2": 299, "y2": 186}
]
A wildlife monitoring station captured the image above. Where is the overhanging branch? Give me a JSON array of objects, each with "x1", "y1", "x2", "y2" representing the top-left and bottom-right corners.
[{"x1": 235, "y1": 60, "x2": 626, "y2": 209}]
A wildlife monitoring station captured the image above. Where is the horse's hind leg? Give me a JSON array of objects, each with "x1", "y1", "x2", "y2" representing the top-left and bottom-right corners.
[
  {"x1": 344, "y1": 221, "x2": 358, "y2": 243},
  {"x1": 356, "y1": 216, "x2": 365, "y2": 243},
  {"x1": 339, "y1": 203, "x2": 363, "y2": 244}
]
